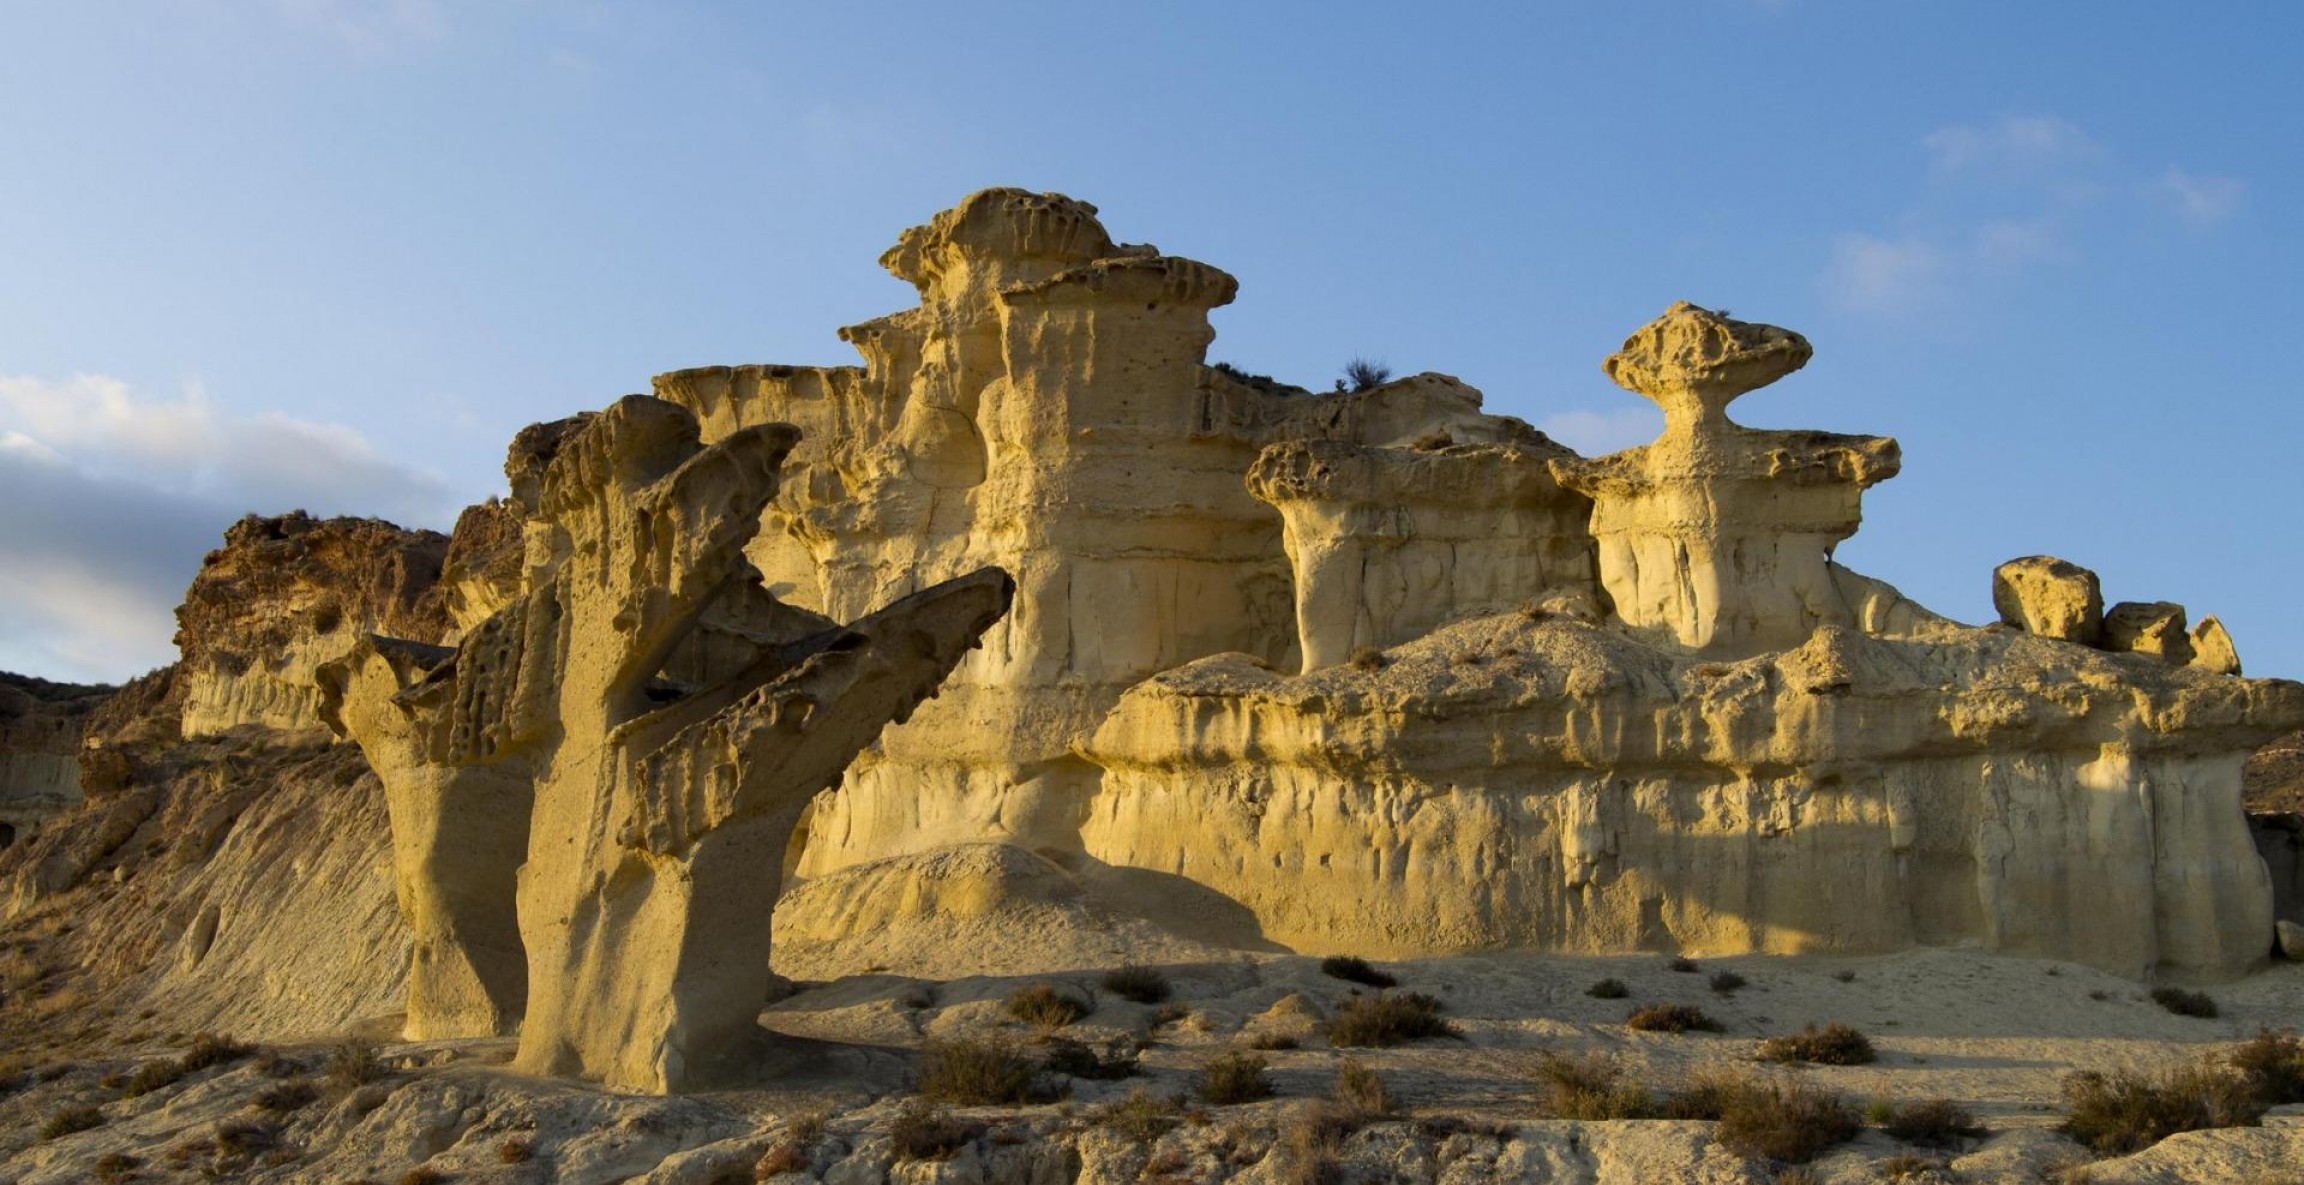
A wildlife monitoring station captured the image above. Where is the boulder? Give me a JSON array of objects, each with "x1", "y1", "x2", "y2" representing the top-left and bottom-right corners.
[
  {"x1": 2104, "y1": 601, "x2": 2196, "y2": 664},
  {"x1": 2191, "y1": 615, "x2": 2242, "y2": 675},
  {"x1": 2280, "y1": 920, "x2": 2304, "y2": 961},
  {"x1": 1992, "y1": 555, "x2": 2104, "y2": 644}
]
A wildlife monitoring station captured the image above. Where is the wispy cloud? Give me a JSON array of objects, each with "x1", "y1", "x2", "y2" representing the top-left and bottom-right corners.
[
  {"x1": 267, "y1": 0, "x2": 445, "y2": 51},
  {"x1": 2152, "y1": 168, "x2": 2246, "y2": 228},
  {"x1": 0, "y1": 373, "x2": 463, "y2": 682},
  {"x1": 1824, "y1": 115, "x2": 2243, "y2": 316}
]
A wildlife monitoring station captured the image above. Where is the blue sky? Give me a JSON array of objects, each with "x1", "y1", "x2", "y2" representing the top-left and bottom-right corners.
[{"x1": 3, "y1": 1, "x2": 2299, "y2": 683}]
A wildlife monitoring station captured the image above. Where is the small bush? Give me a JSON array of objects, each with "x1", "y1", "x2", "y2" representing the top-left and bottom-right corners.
[
  {"x1": 917, "y1": 1037, "x2": 1043, "y2": 1105},
  {"x1": 498, "y1": 1136, "x2": 533, "y2": 1164},
  {"x1": 325, "y1": 1038, "x2": 386, "y2": 1090},
  {"x1": 1759, "y1": 1023, "x2": 1876, "y2": 1066},
  {"x1": 1531, "y1": 1051, "x2": 1657, "y2": 1120},
  {"x1": 1333, "y1": 1058, "x2": 1389, "y2": 1118},
  {"x1": 1832, "y1": 969, "x2": 1857, "y2": 983},
  {"x1": 889, "y1": 1097, "x2": 980, "y2": 1162},
  {"x1": 179, "y1": 1032, "x2": 252, "y2": 1072},
  {"x1": 1667, "y1": 956, "x2": 1699, "y2": 973},
  {"x1": 1199, "y1": 1051, "x2": 1273, "y2": 1104},
  {"x1": 2060, "y1": 1063, "x2": 2267, "y2": 1156},
  {"x1": 1038, "y1": 1036, "x2": 1135, "y2": 1080},
  {"x1": 253, "y1": 1080, "x2": 319, "y2": 1114},
  {"x1": 399, "y1": 1167, "x2": 448, "y2": 1185},
  {"x1": 1099, "y1": 964, "x2": 1172, "y2": 1005},
  {"x1": 1150, "y1": 1003, "x2": 1191, "y2": 1029},
  {"x1": 1094, "y1": 1087, "x2": 1185, "y2": 1143},
  {"x1": 1319, "y1": 955, "x2": 1396, "y2": 988},
  {"x1": 95, "y1": 1152, "x2": 139, "y2": 1182},
  {"x1": 1881, "y1": 1097, "x2": 1984, "y2": 1148},
  {"x1": 122, "y1": 1057, "x2": 188, "y2": 1097},
  {"x1": 1661, "y1": 1063, "x2": 1756, "y2": 1121},
  {"x1": 2230, "y1": 1028, "x2": 2304, "y2": 1104},
  {"x1": 1709, "y1": 971, "x2": 1747, "y2": 994},
  {"x1": 1284, "y1": 1102, "x2": 1362, "y2": 1185},
  {"x1": 41, "y1": 1103, "x2": 104, "y2": 1140},
  {"x1": 1712, "y1": 1078, "x2": 1861, "y2": 1164},
  {"x1": 1341, "y1": 358, "x2": 1393, "y2": 393},
  {"x1": 1625, "y1": 1003, "x2": 1722, "y2": 1034},
  {"x1": 1879, "y1": 1153, "x2": 1946, "y2": 1181},
  {"x1": 1586, "y1": 977, "x2": 1629, "y2": 999},
  {"x1": 1327, "y1": 992, "x2": 1455, "y2": 1047},
  {"x1": 2151, "y1": 986, "x2": 2219, "y2": 1019},
  {"x1": 1247, "y1": 1032, "x2": 1301, "y2": 1051},
  {"x1": 216, "y1": 1117, "x2": 277, "y2": 1156},
  {"x1": 1005, "y1": 983, "x2": 1089, "y2": 1028},
  {"x1": 1347, "y1": 648, "x2": 1387, "y2": 672}
]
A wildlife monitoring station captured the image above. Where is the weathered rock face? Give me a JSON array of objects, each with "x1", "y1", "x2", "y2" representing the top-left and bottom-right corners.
[
  {"x1": 662, "y1": 215, "x2": 2296, "y2": 981},
  {"x1": 324, "y1": 394, "x2": 1013, "y2": 1090},
  {"x1": 176, "y1": 512, "x2": 451, "y2": 738},
  {"x1": 0, "y1": 674, "x2": 110, "y2": 846},
  {"x1": 654, "y1": 189, "x2": 1548, "y2": 878}
]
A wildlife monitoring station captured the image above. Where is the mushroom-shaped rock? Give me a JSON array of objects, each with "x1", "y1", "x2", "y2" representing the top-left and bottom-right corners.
[
  {"x1": 1550, "y1": 303, "x2": 1898, "y2": 657},
  {"x1": 2190, "y1": 615, "x2": 2242, "y2": 676},
  {"x1": 1991, "y1": 556, "x2": 2104, "y2": 644},
  {"x1": 2104, "y1": 601, "x2": 2195, "y2": 665}
]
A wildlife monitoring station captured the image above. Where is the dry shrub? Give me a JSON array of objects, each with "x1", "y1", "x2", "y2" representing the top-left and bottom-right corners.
[
  {"x1": 1758, "y1": 1023, "x2": 1876, "y2": 1066},
  {"x1": 1247, "y1": 1032, "x2": 1302, "y2": 1051},
  {"x1": 1038, "y1": 1036, "x2": 1136, "y2": 1081},
  {"x1": 1667, "y1": 956, "x2": 1700, "y2": 973},
  {"x1": 917, "y1": 1037, "x2": 1044, "y2": 1105},
  {"x1": 1413, "y1": 1114, "x2": 1517, "y2": 1140},
  {"x1": 1878, "y1": 1153, "x2": 1946, "y2": 1181},
  {"x1": 1881, "y1": 1097, "x2": 1984, "y2": 1148},
  {"x1": 40, "y1": 1103, "x2": 104, "y2": 1140},
  {"x1": 94, "y1": 1151, "x2": 139, "y2": 1182},
  {"x1": 1530, "y1": 1051, "x2": 1657, "y2": 1120},
  {"x1": 497, "y1": 1136, "x2": 534, "y2": 1164},
  {"x1": 214, "y1": 1117, "x2": 276, "y2": 1156},
  {"x1": 1711, "y1": 1077, "x2": 1861, "y2": 1164},
  {"x1": 1342, "y1": 358, "x2": 1393, "y2": 392},
  {"x1": 2059, "y1": 1063, "x2": 2266, "y2": 1156},
  {"x1": 1319, "y1": 955, "x2": 1396, "y2": 988},
  {"x1": 2229, "y1": 1028, "x2": 2304, "y2": 1104},
  {"x1": 2150, "y1": 986, "x2": 2218, "y2": 1019},
  {"x1": 1347, "y1": 648, "x2": 1387, "y2": 672},
  {"x1": 1327, "y1": 992, "x2": 1455, "y2": 1047},
  {"x1": 1094, "y1": 1087, "x2": 1185, "y2": 1143},
  {"x1": 398, "y1": 1167, "x2": 448, "y2": 1185},
  {"x1": 1625, "y1": 1003, "x2": 1722, "y2": 1034},
  {"x1": 1586, "y1": 978, "x2": 1629, "y2": 999},
  {"x1": 122, "y1": 1057, "x2": 187, "y2": 1097},
  {"x1": 1198, "y1": 1051, "x2": 1273, "y2": 1105},
  {"x1": 179, "y1": 1032, "x2": 252, "y2": 1071},
  {"x1": 253, "y1": 1080, "x2": 319, "y2": 1114},
  {"x1": 1005, "y1": 983, "x2": 1089, "y2": 1028},
  {"x1": 1282, "y1": 1104, "x2": 1353, "y2": 1185},
  {"x1": 1099, "y1": 964, "x2": 1171, "y2": 1005},
  {"x1": 325, "y1": 1038, "x2": 386, "y2": 1090},
  {"x1": 1332, "y1": 1058, "x2": 1389, "y2": 1118},
  {"x1": 888, "y1": 1098, "x2": 980, "y2": 1162},
  {"x1": 1710, "y1": 971, "x2": 1748, "y2": 994}
]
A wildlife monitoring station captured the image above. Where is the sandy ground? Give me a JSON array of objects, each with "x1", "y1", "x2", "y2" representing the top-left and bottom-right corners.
[{"x1": 3, "y1": 947, "x2": 2301, "y2": 1184}]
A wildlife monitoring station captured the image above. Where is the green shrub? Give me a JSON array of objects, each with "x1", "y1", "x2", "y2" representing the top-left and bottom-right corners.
[
  {"x1": 1758, "y1": 1023, "x2": 1876, "y2": 1066},
  {"x1": 1625, "y1": 1003, "x2": 1722, "y2": 1034},
  {"x1": 1327, "y1": 992, "x2": 1455, "y2": 1047},
  {"x1": 1319, "y1": 955, "x2": 1396, "y2": 988},
  {"x1": 1198, "y1": 1051, "x2": 1273, "y2": 1104},
  {"x1": 1099, "y1": 964, "x2": 1172, "y2": 1005},
  {"x1": 1341, "y1": 358, "x2": 1393, "y2": 393},
  {"x1": 2059, "y1": 1063, "x2": 2266, "y2": 1156}
]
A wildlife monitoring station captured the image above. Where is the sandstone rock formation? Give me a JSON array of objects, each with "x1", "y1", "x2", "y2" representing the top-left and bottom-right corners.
[
  {"x1": 323, "y1": 395, "x2": 1013, "y2": 1090},
  {"x1": 640, "y1": 195, "x2": 2296, "y2": 983},
  {"x1": 0, "y1": 674, "x2": 108, "y2": 847},
  {"x1": 175, "y1": 512, "x2": 451, "y2": 738}
]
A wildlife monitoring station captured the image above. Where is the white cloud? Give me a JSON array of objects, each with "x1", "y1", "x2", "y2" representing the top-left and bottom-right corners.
[
  {"x1": 2153, "y1": 168, "x2": 2246, "y2": 228},
  {"x1": 1539, "y1": 407, "x2": 1661, "y2": 456},
  {"x1": 0, "y1": 373, "x2": 466, "y2": 683},
  {"x1": 1823, "y1": 233, "x2": 1949, "y2": 313},
  {"x1": 1922, "y1": 115, "x2": 2100, "y2": 178}
]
